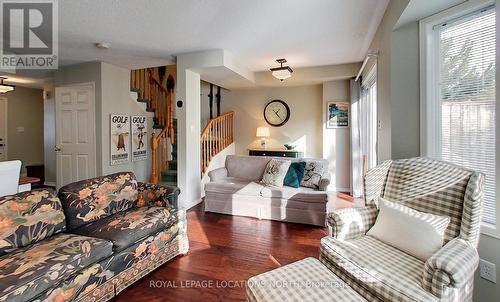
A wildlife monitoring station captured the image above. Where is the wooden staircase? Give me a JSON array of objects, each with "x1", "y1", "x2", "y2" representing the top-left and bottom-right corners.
[
  {"x1": 201, "y1": 111, "x2": 234, "y2": 174},
  {"x1": 130, "y1": 68, "x2": 176, "y2": 184}
]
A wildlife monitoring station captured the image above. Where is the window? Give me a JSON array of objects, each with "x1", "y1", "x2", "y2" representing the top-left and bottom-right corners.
[
  {"x1": 360, "y1": 66, "x2": 378, "y2": 170},
  {"x1": 421, "y1": 2, "x2": 496, "y2": 230}
]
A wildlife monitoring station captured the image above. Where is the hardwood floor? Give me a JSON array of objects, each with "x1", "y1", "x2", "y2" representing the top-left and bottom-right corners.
[{"x1": 113, "y1": 194, "x2": 353, "y2": 302}]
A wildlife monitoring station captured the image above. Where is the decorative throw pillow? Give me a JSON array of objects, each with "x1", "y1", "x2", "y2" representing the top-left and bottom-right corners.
[
  {"x1": 261, "y1": 159, "x2": 292, "y2": 188},
  {"x1": 284, "y1": 162, "x2": 306, "y2": 188},
  {"x1": 367, "y1": 197, "x2": 450, "y2": 261},
  {"x1": 300, "y1": 160, "x2": 327, "y2": 189}
]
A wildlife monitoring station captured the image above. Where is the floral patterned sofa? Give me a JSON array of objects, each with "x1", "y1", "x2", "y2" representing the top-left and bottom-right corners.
[{"x1": 0, "y1": 172, "x2": 188, "y2": 302}]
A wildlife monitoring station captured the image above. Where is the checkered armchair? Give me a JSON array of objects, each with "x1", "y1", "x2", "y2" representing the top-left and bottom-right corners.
[{"x1": 320, "y1": 157, "x2": 485, "y2": 302}]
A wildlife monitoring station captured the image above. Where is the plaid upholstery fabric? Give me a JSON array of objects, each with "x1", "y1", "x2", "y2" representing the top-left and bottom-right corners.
[
  {"x1": 364, "y1": 160, "x2": 392, "y2": 205},
  {"x1": 318, "y1": 257, "x2": 382, "y2": 302},
  {"x1": 421, "y1": 238, "x2": 479, "y2": 298},
  {"x1": 320, "y1": 236, "x2": 439, "y2": 302},
  {"x1": 246, "y1": 257, "x2": 367, "y2": 302},
  {"x1": 460, "y1": 172, "x2": 485, "y2": 246},
  {"x1": 322, "y1": 158, "x2": 484, "y2": 302},
  {"x1": 383, "y1": 157, "x2": 472, "y2": 243},
  {"x1": 327, "y1": 205, "x2": 378, "y2": 240}
]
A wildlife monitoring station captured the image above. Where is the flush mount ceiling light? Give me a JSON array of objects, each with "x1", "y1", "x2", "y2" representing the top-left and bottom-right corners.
[
  {"x1": 270, "y1": 58, "x2": 293, "y2": 81},
  {"x1": 95, "y1": 42, "x2": 111, "y2": 49},
  {"x1": 0, "y1": 77, "x2": 15, "y2": 93}
]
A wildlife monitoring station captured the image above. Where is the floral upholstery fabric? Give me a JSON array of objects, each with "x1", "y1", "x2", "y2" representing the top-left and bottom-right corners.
[
  {"x1": 137, "y1": 182, "x2": 179, "y2": 208},
  {"x1": 58, "y1": 172, "x2": 139, "y2": 230},
  {"x1": 0, "y1": 190, "x2": 66, "y2": 255},
  {"x1": 71, "y1": 206, "x2": 178, "y2": 252},
  {"x1": 32, "y1": 210, "x2": 188, "y2": 302},
  {"x1": 0, "y1": 233, "x2": 113, "y2": 302}
]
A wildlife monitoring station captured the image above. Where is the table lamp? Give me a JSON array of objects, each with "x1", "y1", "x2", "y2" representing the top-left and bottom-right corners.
[{"x1": 256, "y1": 127, "x2": 270, "y2": 148}]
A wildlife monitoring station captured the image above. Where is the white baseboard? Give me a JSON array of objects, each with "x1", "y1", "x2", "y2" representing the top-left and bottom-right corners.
[
  {"x1": 183, "y1": 198, "x2": 202, "y2": 210},
  {"x1": 44, "y1": 181, "x2": 56, "y2": 187},
  {"x1": 334, "y1": 187, "x2": 350, "y2": 193}
]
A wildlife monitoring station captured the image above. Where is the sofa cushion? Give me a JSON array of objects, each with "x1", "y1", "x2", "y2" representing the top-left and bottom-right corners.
[
  {"x1": 284, "y1": 161, "x2": 306, "y2": 188},
  {"x1": 301, "y1": 159, "x2": 328, "y2": 189},
  {"x1": 58, "y1": 172, "x2": 139, "y2": 230},
  {"x1": 205, "y1": 178, "x2": 327, "y2": 204},
  {"x1": 261, "y1": 159, "x2": 291, "y2": 188},
  {"x1": 320, "y1": 235, "x2": 438, "y2": 302},
  {"x1": 71, "y1": 206, "x2": 178, "y2": 252},
  {"x1": 226, "y1": 155, "x2": 272, "y2": 181},
  {"x1": 0, "y1": 233, "x2": 112, "y2": 302},
  {"x1": 0, "y1": 190, "x2": 66, "y2": 255}
]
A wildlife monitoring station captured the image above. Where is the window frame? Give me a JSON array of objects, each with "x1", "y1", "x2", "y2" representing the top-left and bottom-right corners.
[
  {"x1": 419, "y1": 0, "x2": 499, "y2": 238},
  {"x1": 361, "y1": 64, "x2": 378, "y2": 169}
]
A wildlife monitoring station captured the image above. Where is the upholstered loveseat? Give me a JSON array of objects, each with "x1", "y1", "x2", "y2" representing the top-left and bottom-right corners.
[
  {"x1": 204, "y1": 155, "x2": 331, "y2": 226},
  {"x1": 320, "y1": 157, "x2": 484, "y2": 302},
  {"x1": 0, "y1": 172, "x2": 188, "y2": 302}
]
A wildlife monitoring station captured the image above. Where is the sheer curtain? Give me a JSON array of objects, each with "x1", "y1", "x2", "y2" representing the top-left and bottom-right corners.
[
  {"x1": 350, "y1": 79, "x2": 363, "y2": 197},
  {"x1": 360, "y1": 68, "x2": 378, "y2": 172}
]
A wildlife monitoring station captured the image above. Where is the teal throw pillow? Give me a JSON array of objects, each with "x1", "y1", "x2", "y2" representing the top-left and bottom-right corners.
[{"x1": 284, "y1": 162, "x2": 306, "y2": 188}]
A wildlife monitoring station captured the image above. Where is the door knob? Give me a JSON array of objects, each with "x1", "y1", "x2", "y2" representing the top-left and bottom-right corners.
[{"x1": 54, "y1": 145, "x2": 62, "y2": 152}]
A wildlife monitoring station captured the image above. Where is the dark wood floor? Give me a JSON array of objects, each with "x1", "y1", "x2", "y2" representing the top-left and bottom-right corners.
[{"x1": 113, "y1": 195, "x2": 353, "y2": 302}]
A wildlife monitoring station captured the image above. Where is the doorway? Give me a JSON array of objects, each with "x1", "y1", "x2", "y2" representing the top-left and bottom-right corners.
[
  {"x1": 55, "y1": 84, "x2": 96, "y2": 188},
  {"x1": 0, "y1": 98, "x2": 6, "y2": 161}
]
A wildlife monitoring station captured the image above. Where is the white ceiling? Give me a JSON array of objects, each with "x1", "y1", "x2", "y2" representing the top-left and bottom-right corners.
[
  {"x1": 394, "y1": 0, "x2": 466, "y2": 29},
  {"x1": 1, "y1": 0, "x2": 390, "y2": 88},
  {"x1": 58, "y1": 0, "x2": 388, "y2": 70}
]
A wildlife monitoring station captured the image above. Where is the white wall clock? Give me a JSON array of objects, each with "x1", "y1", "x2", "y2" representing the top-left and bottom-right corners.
[{"x1": 264, "y1": 100, "x2": 290, "y2": 127}]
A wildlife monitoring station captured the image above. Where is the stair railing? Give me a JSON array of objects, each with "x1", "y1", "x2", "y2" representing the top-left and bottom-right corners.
[
  {"x1": 131, "y1": 69, "x2": 175, "y2": 183},
  {"x1": 200, "y1": 111, "x2": 234, "y2": 174}
]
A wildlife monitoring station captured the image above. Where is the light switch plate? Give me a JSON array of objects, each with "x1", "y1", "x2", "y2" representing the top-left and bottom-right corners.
[
  {"x1": 16, "y1": 126, "x2": 25, "y2": 132},
  {"x1": 480, "y1": 259, "x2": 497, "y2": 283}
]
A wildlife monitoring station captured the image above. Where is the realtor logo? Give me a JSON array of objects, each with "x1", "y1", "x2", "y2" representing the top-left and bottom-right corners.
[{"x1": 0, "y1": 0, "x2": 58, "y2": 69}]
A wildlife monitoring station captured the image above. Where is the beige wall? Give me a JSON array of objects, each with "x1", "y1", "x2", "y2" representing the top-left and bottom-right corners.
[
  {"x1": 200, "y1": 80, "x2": 229, "y2": 129},
  {"x1": 390, "y1": 21, "x2": 420, "y2": 159},
  {"x1": 322, "y1": 80, "x2": 351, "y2": 192},
  {"x1": 5, "y1": 86, "x2": 44, "y2": 174},
  {"x1": 100, "y1": 62, "x2": 153, "y2": 182},
  {"x1": 222, "y1": 84, "x2": 323, "y2": 158},
  {"x1": 473, "y1": 1, "x2": 500, "y2": 300},
  {"x1": 43, "y1": 83, "x2": 56, "y2": 185},
  {"x1": 53, "y1": 61, "x2": 153, "y2": 183},
  {"x1": 364, "y1": 0, "x2": 410, "y2": 163}
]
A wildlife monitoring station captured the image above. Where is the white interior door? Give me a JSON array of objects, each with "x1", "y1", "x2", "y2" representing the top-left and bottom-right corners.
[
  {"x1": 55, "y1": 84, "x2": 96, "y2": 188},
  {"x1": 0, "y1": 98, "x2": 7, "y2": 161}
]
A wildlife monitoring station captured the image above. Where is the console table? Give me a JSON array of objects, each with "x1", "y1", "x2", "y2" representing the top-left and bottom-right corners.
[{"x1": 248, "y1": 148, "x2": 304, "y2": 158}]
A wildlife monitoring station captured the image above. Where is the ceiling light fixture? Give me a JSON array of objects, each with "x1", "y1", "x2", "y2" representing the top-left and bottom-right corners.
[
  {"x1": 270, "y1": 58, "x2": 293, "y2": 81},
  {"x1": 95, "y1": 42, "x2": 111, "y2": 49},
  {"x1": 0, "y1": 77, "x2": 15, "y2": 93}
]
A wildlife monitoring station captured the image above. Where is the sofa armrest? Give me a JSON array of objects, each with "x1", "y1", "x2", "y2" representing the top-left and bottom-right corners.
[
  {"x1": 421, "y1": 238, "x2": 479, "y2": 298},
  {"x1": 327, "y1": 205, "x2": 378, "y2": 240},
  {"x1": 208, "y1": 167, "x2": 228, "y2": 182},
  {"x1": 318, "y1": 174, "x2": 330, "y2": 191},
  {"x1": 136, "y1": 182, "x2": 180, "y2": 209}
]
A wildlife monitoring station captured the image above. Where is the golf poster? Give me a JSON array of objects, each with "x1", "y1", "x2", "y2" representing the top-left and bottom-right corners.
[
  {"x1": 131, "y1": 116, "x2": 147, "y2": 161},
  {"x1": 110, "y1": 114, "x2": 130, "y2": 165}
]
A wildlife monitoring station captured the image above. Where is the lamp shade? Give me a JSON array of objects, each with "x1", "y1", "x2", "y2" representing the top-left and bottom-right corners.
[{"x1": 256, "y1": 127, "x2": 270, "y2": 138}]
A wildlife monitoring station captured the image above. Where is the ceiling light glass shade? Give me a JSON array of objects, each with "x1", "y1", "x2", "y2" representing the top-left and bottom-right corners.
[
  {"x1": 0, "y1": 85, "x2": 14, "y2": 93},
  {"x1": 271, "y1": 69, "x2": 292, "y2": 80}
]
